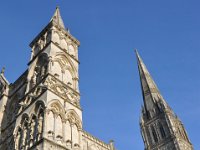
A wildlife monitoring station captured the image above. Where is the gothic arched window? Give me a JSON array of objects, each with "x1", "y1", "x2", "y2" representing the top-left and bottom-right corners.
[
  {"x1": 159, "y1": 123, "x2": 166, "y2": 139},
  {"x1": 151, "y1": 126, "x2": 158, "y2": 143}
]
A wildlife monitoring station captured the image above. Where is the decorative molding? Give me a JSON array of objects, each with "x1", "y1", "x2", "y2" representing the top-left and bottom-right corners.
[{"x1": 44, "y1": 74, "x2": 80, "y2": 108}]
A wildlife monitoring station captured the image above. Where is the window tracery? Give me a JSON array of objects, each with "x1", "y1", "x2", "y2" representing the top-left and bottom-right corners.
[
  {"x1": 52, "y1": 52, "x2": 77, "y2": 88},
  {"x1": 14, "y1": 102, "x2": 44, "y2": 150},
  {"x1": 159, "y1": 123, "x2": 166, "y2": 139},
  {"x1": 46, "y1": 101, "x2": 81, "y2": 147},
  {"x1": 151, "y1": 125, "x2": 158, "y2": 143}
]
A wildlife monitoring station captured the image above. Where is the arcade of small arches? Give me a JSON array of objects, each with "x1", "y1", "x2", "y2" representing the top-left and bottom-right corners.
[
  {"x1": 14, "y1": 99, "x2": 82, "y2": 150},
  {"x1": 14, "y1": 101, "x2": 44, "y2": 150},
  {"x1": 46, "y1": 100, "x2": 82, "y2": 147},
  {"x1": 52, "y1": 52, "x2": 78, "y2": 90}
]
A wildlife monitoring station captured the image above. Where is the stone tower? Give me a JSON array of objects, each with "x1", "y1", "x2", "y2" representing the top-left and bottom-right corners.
[
  {"x1": 135, "y1": 50, "x2": 193, "y2": 150},
  {"x1": 0, "y1": 7, "x2": 115, "y2": 150}
]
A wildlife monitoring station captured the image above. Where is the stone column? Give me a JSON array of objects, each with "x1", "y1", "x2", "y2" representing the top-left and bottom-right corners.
[{"x1": 62, "y1": 120, "x2": 66, "y2": 143}]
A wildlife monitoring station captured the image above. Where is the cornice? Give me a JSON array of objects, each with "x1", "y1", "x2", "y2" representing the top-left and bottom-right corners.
[{"x1": 82, "y1": 130, "x2": 110, "y2": 149}]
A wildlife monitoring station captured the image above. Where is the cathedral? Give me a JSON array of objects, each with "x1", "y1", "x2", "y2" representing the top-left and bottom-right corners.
[{"x1": 0, "y1": 7, "x2": 193, "y2": 150}]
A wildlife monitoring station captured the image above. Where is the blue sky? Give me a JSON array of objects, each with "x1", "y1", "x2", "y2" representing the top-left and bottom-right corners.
[{"x1": 0, "y1": 0, "x2": 200, "y2": 149}]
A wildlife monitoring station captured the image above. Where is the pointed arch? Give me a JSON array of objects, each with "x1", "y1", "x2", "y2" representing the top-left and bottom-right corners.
[
  {"x1": 47, "y1": 99, "x2": 65, "y2": 119},
  {"x1": 53, "y1": 52, "x2": 77, "y2": 78},
  {"x1": 66, "y1": 110, "x2": 82, "y2": 130},
  {"x1": 21, "y1": 113, "x2": 29, "y2": 124},
  {"x1": 27, "y1": 100, "x2": 46, "y2": 120},
  {"x1": 35, "y1": 100, "x2": 45, "y2": 115}
]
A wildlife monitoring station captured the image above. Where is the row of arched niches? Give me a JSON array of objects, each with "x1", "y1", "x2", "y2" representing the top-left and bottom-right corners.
[{"x1": 14, "y1": 100, "x2": 82, "y2": 150}]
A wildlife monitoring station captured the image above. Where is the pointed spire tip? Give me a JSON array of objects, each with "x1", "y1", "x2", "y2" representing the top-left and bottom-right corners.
[
  {"x1": 50, "y1": 6, "x2": 65, "y2": 29},
  {"x1": 134, "y1": 48, "x2": 138, "y2": 53},
  {"x1": 134, "y1": 49, "x2": 141, "y2": 63},
  {"x1": 134, "y1": 48, "x2": 140, "y2": 57}
]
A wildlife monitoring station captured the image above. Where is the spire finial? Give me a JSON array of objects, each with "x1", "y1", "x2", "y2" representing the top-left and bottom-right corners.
[
  {"x1": 50, "y1": 7, "x2": 66, "y2": 29},
  {"x1": 1, "y1": 67, "x2": 5, "y2": 75},
  {"x1": 134, "y1": 48, "x2": 141, "y2": 61},
  {"x1": 134, "y1": 48, "x2": 138, "y2": 53}
]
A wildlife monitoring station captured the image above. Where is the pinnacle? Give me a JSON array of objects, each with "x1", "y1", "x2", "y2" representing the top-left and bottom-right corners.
[
  {"x1": 50, "y1": 7, "x2": 66, "y2": 29},
  {"x1": 0, "y1": 67, "x2": 5, "y2": 75}
]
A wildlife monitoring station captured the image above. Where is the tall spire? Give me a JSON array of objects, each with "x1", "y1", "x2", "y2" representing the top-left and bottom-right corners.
[
  {"x1": 136, "y1": 50, "x2": 194, "y2": 150},
  {"x1": 135, "y1": 50, "x2": 168, "y2": 112},
  {"x1": 50, "y1": 6, "x2": 66, "y2": 29}
]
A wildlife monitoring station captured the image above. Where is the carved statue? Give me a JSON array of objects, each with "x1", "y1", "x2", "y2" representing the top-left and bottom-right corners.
[
  {"x1": 37, "y1": 114, "x2": 43, "y2": 141},
  {"x1": 22, "y1": 125, "x2": 28, "y2": 148},
  {"x1": 40, "y1": 66, "x2": 46, "y2": 78},
  {"x1": 30, "y1": 118, "x2": 36, "y2": 146},
  {"x1": 15, "y1": 129, "x2": 21, "y2": 150},
  {"x1": 39, "y1": 38, "x2": 45, "y2": 50},
  {"x1": 31, "y1": 71, "x2": 37, "y2": 87}
]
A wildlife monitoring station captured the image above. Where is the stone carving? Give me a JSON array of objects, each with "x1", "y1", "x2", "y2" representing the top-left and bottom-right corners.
[
  {"x1": 15, "y1": 128, "x2": 21, "y2": 149},
  {"x1": 22, "y1": 124, "x2": 28, "y2": 148},
  {"x1": 37, "y1": 112, "x2": 44, "y2": 141},
  {"x1": 67, "y1": 111, "x2": 82, "y2": 130},
  {"x1": 32, "y1": 33, "x2": 48, "y2": 56},
  {"x1": 44, "y1": 75, "x2": 80, "y2": 107}
]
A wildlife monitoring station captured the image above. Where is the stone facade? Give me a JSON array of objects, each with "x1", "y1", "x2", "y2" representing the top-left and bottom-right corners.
[
  {"x1": 135, "y1": 50, "x2": 193, "y2": 150},
  {"x1": 0, "y1": 7, "x2": 114, "y2": 150}
]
